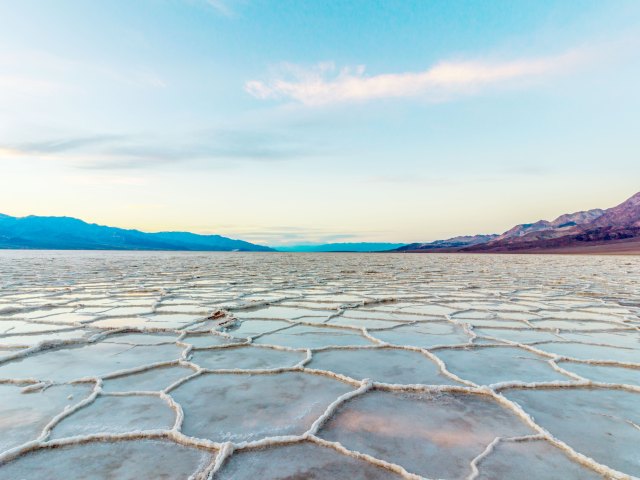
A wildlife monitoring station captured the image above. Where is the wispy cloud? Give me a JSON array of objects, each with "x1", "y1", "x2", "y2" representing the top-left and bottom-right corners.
[
  {"x1": 205, "y1": 0, "x2": 234, "y2": 17},
  {"x1": 0, "y1": 129, "x2": 317, "y2": 170},
  {"x1": 16, "y1": 134, "x2": 129, "y2": 154},
  {"x1": 205, "y1": 224, "x2": 395, "y2": 246},
  {"x1": 0, "y1": 49, "x2": 167, "y2": 105},
  {"x1": 186, "y1": 0, "x2": 237, "y2": 17},
  {"x1": 216, "y1": 227, "x2": 360, "y2": 246},
  {"x1": 246, "y1": 48, "x2": 592, "y2": 106}
]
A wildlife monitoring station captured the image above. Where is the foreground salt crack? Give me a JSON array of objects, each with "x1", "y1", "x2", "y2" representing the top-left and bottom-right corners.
[{"x1": 0, "y1": 251, "x2": 638, "y2": 479}]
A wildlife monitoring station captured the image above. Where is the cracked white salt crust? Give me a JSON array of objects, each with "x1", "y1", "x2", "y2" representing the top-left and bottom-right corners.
[
  {"x1": 215, "y1": 440, "x2": 404, "y2": 479},
  {"x1": 0, "y1": 251, "x2": 638, "y2": 479},
  {"x1": 0, "y1": 438, "x2": 215, "y2": 479},
  {"x1": 307, "y1": 347, "x2": 461, "y2": 386},
  {"x1": 48, "y1": 394, "x2": 177, "y2": 439},
  {"x1": 469, "y1": 436, "x2": 604, "y2": 479},
  {"x1": 434, "y1": 346, "x2": 571, "y2": 385}
]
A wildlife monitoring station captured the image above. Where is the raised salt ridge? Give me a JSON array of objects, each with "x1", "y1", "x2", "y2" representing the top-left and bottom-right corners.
[{"x1": 0, "y1": 250, "x2": 638, "y2": 479}]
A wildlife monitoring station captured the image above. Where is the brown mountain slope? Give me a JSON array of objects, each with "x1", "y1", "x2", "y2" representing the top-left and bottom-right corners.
[
  {"x1": 394, "y1": 234, "x2": 498, "y2": 251},
  {"x1": 493, "y1": 208, "x2": 605, "y2": 243},
  {"x1": 464, "y1": 191, "x2": 640, "y2": 253},
  {"x1": 585, "y1": 192, "x2": 640, "y2": 229}
]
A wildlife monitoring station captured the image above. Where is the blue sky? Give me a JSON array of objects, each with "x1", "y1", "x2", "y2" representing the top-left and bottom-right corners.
[{"x1": 1, "y1": 0, "x2": 639, "y2": 245}]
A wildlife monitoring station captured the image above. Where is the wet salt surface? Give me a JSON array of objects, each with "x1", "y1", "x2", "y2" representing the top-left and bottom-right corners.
[{"x1": 0, "y1": 251, "x2": 638, "y2": 479}]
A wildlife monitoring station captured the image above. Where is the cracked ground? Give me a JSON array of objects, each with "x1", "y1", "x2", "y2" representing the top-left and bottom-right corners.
[{"x1": 0, "y1": 251, "x2": 638, "y2": 479}]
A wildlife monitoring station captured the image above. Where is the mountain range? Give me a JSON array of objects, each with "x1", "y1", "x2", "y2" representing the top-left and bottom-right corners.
[
  {"x1": 2, "y1": 191, "x2": 639, "y2": 254},
  {"x1": 276, "y1": 242, "x2": 406, "y2": 252},
  {"x1": 395, "y1": 234, "x2": 498, "y2": 252},
  {"x1": 0, "y1": 214, "x2": 273, "y2": 251},
  {"x1": 395, "y1": 191, "x2": 640, "y2": 254}
]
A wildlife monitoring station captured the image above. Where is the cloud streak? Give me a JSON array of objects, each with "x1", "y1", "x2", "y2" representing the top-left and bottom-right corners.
[
  {"x1": 246, "y1": 49, "x2": 591, "y2": 106},
  {"x1": 0, "y1": 129, "x2": 316, "y2": 170},
  {"x1": 209, "y1": 224, "x2": 388, "y2": 246},
  {"x1": 205, "y1": 0, "x2": 234, "y2": 16}
]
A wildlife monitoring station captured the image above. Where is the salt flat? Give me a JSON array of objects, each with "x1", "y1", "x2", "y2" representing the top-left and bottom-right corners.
[{"x1": 0, "y1": 250, "x2": 638, "y2": 479}]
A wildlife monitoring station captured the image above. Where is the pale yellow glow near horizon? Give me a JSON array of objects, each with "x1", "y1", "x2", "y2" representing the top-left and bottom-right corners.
[{"x1": 2, "y1": 157, "x2": 636, "y2": 245}]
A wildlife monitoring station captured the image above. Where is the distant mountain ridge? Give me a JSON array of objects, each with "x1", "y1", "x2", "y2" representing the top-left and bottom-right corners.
[
  {"x1": 276, "y1": 242, "x2": 406, "y2": 252},
  {"x1": 470, "y1": 192, "x2": 640, "y2": 252},
  {"x1": 394, "y1": 191, "x2": 640, "y2": 254},
  {"x1": 4, "y1": 191, "x2": 639, "y2": 254},
  {"x1": 0, "y1": 214, "x2": 273, "y2": 251},
  {"x1": 395, "y1": 234, "x2": 498, "y2": 252},
  {"x1": 492, "y1": 208, "x2": 605, "y2": 243},
  {"x1": 586, "y1": 193, "x2": 640, "y2": 229}
]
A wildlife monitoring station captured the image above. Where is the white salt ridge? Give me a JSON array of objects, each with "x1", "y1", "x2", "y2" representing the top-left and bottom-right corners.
[{"x1": 0, "y1": 251, "x2": 638, "y2": 479}]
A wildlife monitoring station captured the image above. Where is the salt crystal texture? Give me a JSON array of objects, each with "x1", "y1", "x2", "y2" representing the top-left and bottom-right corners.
[{"x1": 0, "y1": 251, "x2": 638, "y2": 479}]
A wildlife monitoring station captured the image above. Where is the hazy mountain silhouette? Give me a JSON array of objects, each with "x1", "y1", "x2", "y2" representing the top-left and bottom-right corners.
[
  {"x1": 276, "y1": 242, "x2": 407, "y2": 252},
  {"x1": 0, "y1": 214, "x2": 273, "y2": 251}
]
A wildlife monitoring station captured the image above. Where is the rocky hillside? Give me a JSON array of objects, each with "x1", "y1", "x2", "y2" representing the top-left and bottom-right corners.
[
  {"x1": 392, "y1": 191, "x2": 640, "y2": 254},
  {"x1": 466, "y1": 192, "x2": 640, "y2": 252},
  {"x1": 394, "y1": 234, "x2": 498, "y2": 252}
]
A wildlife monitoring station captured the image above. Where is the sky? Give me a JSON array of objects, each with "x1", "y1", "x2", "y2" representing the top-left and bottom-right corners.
[{"x1": 1, "y1": 0, "x2": 639, "y2": 246}]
